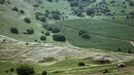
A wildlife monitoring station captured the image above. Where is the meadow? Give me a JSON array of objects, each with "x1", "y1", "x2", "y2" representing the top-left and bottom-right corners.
[{"x1": 55, "y1": 18, "x2": 134, "y2": 52}]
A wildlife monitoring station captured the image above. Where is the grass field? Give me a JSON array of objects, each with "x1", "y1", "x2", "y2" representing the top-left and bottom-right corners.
[
  {"x1": 0, "y1": 59, "x2": 134, "y2": 75},
  {"x1": 55, "y1": 18, "x2": 134, "y2": 52}
]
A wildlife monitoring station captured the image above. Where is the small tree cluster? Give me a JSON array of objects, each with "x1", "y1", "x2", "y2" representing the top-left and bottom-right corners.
[
  {"x1": 12, "y1": 7, "x2": 25, "y2": 14},
  {"x1": 78, "y1": 62, "x2": 86, "y2": 66},
  {"x1": 24, "y1": 18, "x2": 31, "y2": 24},
  {"x1": 23, "y1": 28, "x2": 34, "y2": 35},
  {"x1": 52, "y1": 34, "x2": 66, "y2": 42},
  {"x1": 51, "y1": 28, "x2": 60, "y2": 33},
  {"x1": 42, "y1": 71, "x2": 47, "y2": 75},
  {"x1": 10, "y1": 27, "x2": 19, "y2": 34},
  {"x1": 40, "y1": 36, "x2": 46, "y2": 41},
  {"x1": 0, "y1": 0, "x2": 5, "y2": 4},
  {"x1": 16, "y1": 66, "x2": 35, "y2": 75}
]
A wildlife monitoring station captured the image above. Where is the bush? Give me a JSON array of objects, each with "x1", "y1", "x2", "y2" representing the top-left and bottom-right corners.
[
  {"x1": 79, "y1": 30, "x2": 88, "y2": 36},
  {"x1": 10, "y1": 27, "x2": 19, "y2": 34},
  {"x1": 20, "y1": 10, "x2": 25, "y2": 14},
  {"x1": 26, "y1": 28, "x2": 34, "y2": 34},
  {"x1": 117, "y1": 48, "x2": 121, "y2": 52},
  {"x1": 0, "y1": 0, "x2": 5, "y2": 4},
  {"x1": 24, "y1": 18, "x2": 31, "y2": 24},
  {"x1": 86, "y1": 8, "x2": 95, "y2": 16},
  {"x1": 81, "y1": 33, "x2": 90, "y2": 39},
  {"x1": 46, "y1": 26, "x2": 53, "y2": 31},
  {"x1": 79, "y1": 30, "x2": 90, "y2": 39},
  {"x1": 52, "y1": 14, "x2": 61, "y2": 20},
  {"x1": 12, "y1": 7, "x2": 19, "y2": 12},
  {"x1": 128, "y1": 49, "x2": 132, "y2": 53},
  {"x1": 42, "y1": 71, "x2": 47, "y2": 75},
  {"x1": 78, "y1": 62, "x2": 85, "y2": 66},
  {"x1": 36, "y1": 15, "x2": 46, "y2": 22},
  {"x1": 45, "y1": 32, "x2": 50, "y2": 36},
  {"x1": 129, "y1": 1, "x2": 134, "y2": 6},
  {"x1": 103, "y1": 69, "x2": 110, "y2": 74},
  {"x1": 16, "y1": 66, "x2": 35, "y2": 75},
  {"x1": 51, "y1": 28, "x2": 60, "y2": 33},
  {"x1": 10, "y1": 68, "x2": 15, "y2": 72},
  {"x1": 53, "y1": 34, "x2": 66, "y2": 42},
  {"x1": 40, "y1": 36, "x2": 46, "y2": 41}
]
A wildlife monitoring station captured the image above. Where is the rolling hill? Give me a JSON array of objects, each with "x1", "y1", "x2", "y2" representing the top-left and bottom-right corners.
[{"x1": 0, "y1": 0, "x2": 134, "y2": 75}]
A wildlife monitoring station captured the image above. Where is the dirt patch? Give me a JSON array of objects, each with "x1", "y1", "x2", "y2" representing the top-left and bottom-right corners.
[{"x1": 0, "y1": 35, "x2": 134, "y2": 64}]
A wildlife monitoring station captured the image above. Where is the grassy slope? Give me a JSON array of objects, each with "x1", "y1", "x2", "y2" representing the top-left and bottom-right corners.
[
  {"x1": 0, "y1": 0, "x2": 133, "y2": 51},
  {"x1": 56, "y1": 18, "x2": 134, "y2": 52},
  {"x1": 0, "y1": 59, "x2": 134, "y2": 75},
  {"x1": 0, "y1": 0, "x2": 134, "y2": 74},
  {"x1": 0, "y1": 0, "x2": 71, "y2": 42}
]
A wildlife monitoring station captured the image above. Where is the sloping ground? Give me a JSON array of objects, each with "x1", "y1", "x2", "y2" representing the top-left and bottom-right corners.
[
  {"x1": 55, "y1": 18, "x2": 134, "y2": 52},
  {"x1": 0, "y1": 35, "x2": 134, "y2": 75},
  {"x1": 0, "y1": 35, "x2": 134, "y2": 63},
  {"x1": 0, "y1": 0, "x2": 45, "y2": 41}
]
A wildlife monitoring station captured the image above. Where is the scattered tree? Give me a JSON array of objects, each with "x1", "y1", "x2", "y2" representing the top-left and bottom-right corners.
[
  {"x1": 16, "y1": 66, "x2": 35, "y2": 75},
  {"x1": 53, "y1": 34, "x2": 66, "y2": 42},
  {"x1": 24, "y1": 18, "x2": 31, "y2": 24},
  {"x1": 78, "y1": 62, "x2": 85, "y2": 66},
  {"x1": 10, "y1": 27, "x2": 19, "y2": 34},
  {"x1": 42, "y1": 71, "x2": 47, "y2": 75},
  {"x1": 40, "y1": 36, "x2": 46, "y2": 41}
]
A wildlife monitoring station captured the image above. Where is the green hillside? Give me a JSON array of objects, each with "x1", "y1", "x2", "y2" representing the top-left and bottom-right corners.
[{"x1": 0, "y1": 0, "x2": 134, "y2": 75}]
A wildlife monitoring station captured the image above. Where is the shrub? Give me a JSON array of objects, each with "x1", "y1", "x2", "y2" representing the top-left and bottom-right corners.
[
  {"x1": 0, "y1": 0, "x2": 5, "y2": 4},
  {"x1": 81, "y1": 33, "x2": 90, "y2": 39},
  {"x1": 117, "y1": 48, "x2": 121, "y2": 52},
  {"x1": 24, "y1": 18, "x2": 31, "y2": 24},
  {"x1": 78, "y1": 62, "x2": 85, "y2": 66},
  {"x1": 53, "y1": 34, "x2": 66, "y2": 42},
  {"x1": 51, "y1": 28, "x2": 60, "y2": 33},
  {"x1": 20, "y1": 10, "x2": 25, "y2": 14},
  {"x1": 79, "y1": 30, "x2": 90, "y2": 39},
  {"x1": 10, "y1": 27, "x2": 19, "y2": 34},
  {"x1": 42, "y1": 71, "x2": 47, "y2": 75},
  {"x1": 52, "y1": 14, "x2": 61, "y2": 20},
  {"x1": 12, "y1": 7, "x2": 19, "y2": 12},
  {"x1": 79, "y1": 30, "x2": 88, "y2": 36},
  {"x1": 45, "y1": 32, "x2": 50, "y2": 36},
  {"x1": 16, "y1": 66, "x2": 35, "y2": 75},
  {"x1": 46, "y1": 26, "x2": 53, "y2": 31},
  {"x1": 128, "y1": 49, "x2": 132, "y2": 53},
  {"x1": 26, "y1": 43, "x2": 29, "y2": 45},
  {"x1": 39, "y1": 57, "x2": 56, "y2": 63},
  {"x1": 129, "y1": 1, "x2": 134, "y2": 6},
  {"x1": 5, "y1": 70, "x2": 9, "y2": 73},
  {"x1": 26, "y1": 28, "x2": 34, "y2": 34},
  {"x1": 36, "y1": 15, "x2": 46, "y2": 22},
  {"x1": 86, "y1": 8, "x2": 95, "y2": 16},
  {"x1": 103, "y1": 69, "x2": 110, "y2": 74},
  {"x1": 10, "y1": 68, "x2": 15, "y2": 72},
  {"x1": 40, "y1": 36, "x2": 46, "y2": 41}
]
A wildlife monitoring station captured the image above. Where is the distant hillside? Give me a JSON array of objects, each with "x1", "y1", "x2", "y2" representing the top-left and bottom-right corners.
[{"x1": 0, "y1": 0, "x2": 134, "y2": 52}]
